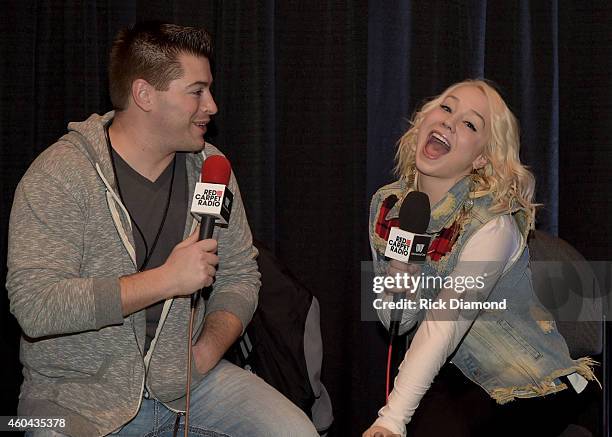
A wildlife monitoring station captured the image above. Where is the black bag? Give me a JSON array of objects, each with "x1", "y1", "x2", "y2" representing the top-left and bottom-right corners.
[{"x1": 225, "y1": 240, "x2": 333, "y2": 435}]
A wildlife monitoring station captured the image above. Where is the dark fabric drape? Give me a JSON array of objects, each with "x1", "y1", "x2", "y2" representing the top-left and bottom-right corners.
[
  {"x1": 558, "y1": 3, "x2": 612, "y2": 261},
  {"x1": 368, "y1": 1, "x2": 562, "y2": 232},
  {"x1": 1, "y1": 1, "x2": 610, "y2": 436}
]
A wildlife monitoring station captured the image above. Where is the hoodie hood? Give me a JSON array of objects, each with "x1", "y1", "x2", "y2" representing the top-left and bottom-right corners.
[{"x1": 65, "y1": 110, "x2": 117, "y2": 190}]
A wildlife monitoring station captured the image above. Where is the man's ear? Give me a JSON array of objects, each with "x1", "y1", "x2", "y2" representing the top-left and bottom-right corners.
[{"x1": 131, "y1": 79, "x2": 154, "y2": 112}]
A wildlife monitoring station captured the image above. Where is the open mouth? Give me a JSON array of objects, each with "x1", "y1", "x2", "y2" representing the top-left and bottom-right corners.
[
  {"x1": 423, "y1": 132, "x2": 451, "y2": 160},
  {"x1": 194, "y1": 122, "x2": 208, "y2": 133}
]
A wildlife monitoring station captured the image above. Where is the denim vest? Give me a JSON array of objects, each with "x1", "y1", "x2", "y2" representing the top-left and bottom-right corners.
[{"x1": 369, "y1": 176, "x2": 596, "y2": 403}]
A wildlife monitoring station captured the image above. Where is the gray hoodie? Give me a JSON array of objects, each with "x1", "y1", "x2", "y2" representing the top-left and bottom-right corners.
[{"x1": 6, "y1": 111, "x2": 260, "y2": 436}]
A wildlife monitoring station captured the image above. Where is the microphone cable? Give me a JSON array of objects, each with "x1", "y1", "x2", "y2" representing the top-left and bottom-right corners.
[
  {"x1": 183, "y1": 294, "x2": 199, "y2": 437},
  {"x1": 172, "y1": 293, "x2": 200, "y2": 437},
  {"x1": 386, "y1": 340, "x2": 394, "y2": 402}
]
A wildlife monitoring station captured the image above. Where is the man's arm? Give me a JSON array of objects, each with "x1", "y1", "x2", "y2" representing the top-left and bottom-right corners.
[
  {"x1": 192, "y1": 310, "x2": 242, "y2": 374},
  {"x1": 7, "y1": 164, "x2": 116, "y2": 339},
  {"x1": 201, "y1": 168, "x2": 260, "y2": 334},
  {"x1": 188, "y1": 156, "x2": 260, "y2": 371},
  {"x1": 7, "y1": 152, "x2": 220, "y2": 338}
]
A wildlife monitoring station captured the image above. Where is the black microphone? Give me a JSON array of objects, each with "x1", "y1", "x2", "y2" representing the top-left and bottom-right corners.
[{"x1": 385, "y1": 191, "x2": 431, "y2": 337}]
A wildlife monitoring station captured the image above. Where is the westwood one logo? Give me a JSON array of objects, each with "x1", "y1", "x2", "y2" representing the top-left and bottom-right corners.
[{"x1": 195, "y1": 189, "x2": 223, "y2": 207}]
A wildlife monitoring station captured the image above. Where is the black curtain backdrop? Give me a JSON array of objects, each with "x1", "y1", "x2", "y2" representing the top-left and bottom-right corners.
[{"x1": 1, "y1": 1, "x2": 610, "y2": 436}]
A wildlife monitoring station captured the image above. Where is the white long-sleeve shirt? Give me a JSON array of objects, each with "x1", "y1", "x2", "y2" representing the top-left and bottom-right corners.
[
  {"x1": 373, "y1": 215, "x2": 520, "y2": 435},
  {"x1": 373, "y1": 215, "x2": 587, "y2": 436}
]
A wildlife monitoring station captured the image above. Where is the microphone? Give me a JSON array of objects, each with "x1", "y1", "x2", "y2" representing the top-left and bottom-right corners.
[
  {"x1": 185, "y1": 155, "x2": 234, "y2": 436},
  {"x1": 190, "y1": 155, "x2": 234, "y2": 241},
  {"x1": 189, "y1": 155, "x2": 234, "y2": 305},
  {"x1": 384, "y1": 191, "x2": 431, "y2": 337}
]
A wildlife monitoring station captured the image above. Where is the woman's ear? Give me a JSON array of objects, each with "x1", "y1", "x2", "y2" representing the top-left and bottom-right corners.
[{"x1": 472, "y1": 154, "x2": 487, "y2": 170}]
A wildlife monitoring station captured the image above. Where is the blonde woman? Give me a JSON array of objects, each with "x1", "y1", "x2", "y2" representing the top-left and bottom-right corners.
[{"x1": 364, "y1": 80, "x2": 596, "y2": 437}]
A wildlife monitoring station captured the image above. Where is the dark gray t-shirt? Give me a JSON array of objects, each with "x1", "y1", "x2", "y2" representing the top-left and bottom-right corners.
[{"x1": 111, "y1": 149, "x2": 188, "y2": 353}]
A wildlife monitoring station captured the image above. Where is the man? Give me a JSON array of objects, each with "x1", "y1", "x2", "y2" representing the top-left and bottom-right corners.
[{"x1": 7, "y1": 22, "x2": 317, "y2": 437}]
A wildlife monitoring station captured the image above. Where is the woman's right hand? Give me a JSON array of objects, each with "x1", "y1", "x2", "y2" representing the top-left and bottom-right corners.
[
  {"x1": 384, "y1": 259, "x2": 421, "y2": 295},
  {"x1": 362, "y1": 425, "x2": 401, "y2": 437}
]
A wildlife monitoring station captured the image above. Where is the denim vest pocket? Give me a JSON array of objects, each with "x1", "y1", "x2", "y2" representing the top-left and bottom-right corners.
[{"x1": 497, "y1": 319, "x2": 543, "y2": 361}]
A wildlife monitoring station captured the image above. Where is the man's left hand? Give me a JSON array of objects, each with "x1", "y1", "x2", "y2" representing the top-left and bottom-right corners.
[{"x1": 192, "y1": 310, "x2": 243, "y2": 374}]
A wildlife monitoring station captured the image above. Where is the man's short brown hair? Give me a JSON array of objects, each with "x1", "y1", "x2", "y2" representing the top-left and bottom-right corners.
[{"x1": 108, "y1": 21, "x2": 213, "y2": 110}]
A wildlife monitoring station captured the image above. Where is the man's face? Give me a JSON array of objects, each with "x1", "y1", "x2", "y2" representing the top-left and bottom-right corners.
[{"x1": 152, "y1": 53, "x2": 217, "y2": 152}]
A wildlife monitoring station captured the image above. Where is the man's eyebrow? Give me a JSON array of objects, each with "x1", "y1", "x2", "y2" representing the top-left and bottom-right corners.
[
  {"x1": 446, "y1": 94, "x2": 486, "y2": 127},
  {"x1": 186, "y1": 80, "x2": 211, "y2": 88}
]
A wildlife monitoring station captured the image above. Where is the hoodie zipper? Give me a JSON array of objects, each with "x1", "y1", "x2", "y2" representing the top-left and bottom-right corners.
[{"x1": 94, "y1": 148, "x2": 208, "y2": 424}]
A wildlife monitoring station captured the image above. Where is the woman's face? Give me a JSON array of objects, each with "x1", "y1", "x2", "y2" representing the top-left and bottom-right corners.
[{"x1": 415, "y1": 85, "x2": 491, "y2": 184}]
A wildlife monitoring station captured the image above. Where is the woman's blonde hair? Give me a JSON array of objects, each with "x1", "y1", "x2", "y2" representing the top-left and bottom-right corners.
[{"x1": 395, "y1": 79, "x2": 536, "y2": 226}]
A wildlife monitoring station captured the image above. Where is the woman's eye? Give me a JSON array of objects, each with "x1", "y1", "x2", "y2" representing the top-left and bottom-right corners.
[
  {"x1": 440, "y1": 104, "x2": 451, "y2": 113},
  {"x1": 464, "y1": 121, "x2": 477, "y2": 132},
  {"x1": 192, "y1": 90, "x2": 203, "y2": 96}
]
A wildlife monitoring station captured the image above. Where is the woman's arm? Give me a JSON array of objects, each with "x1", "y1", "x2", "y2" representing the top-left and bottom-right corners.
[{"x1": 368, "y1": 215, "x2": 520, "y2": 435}]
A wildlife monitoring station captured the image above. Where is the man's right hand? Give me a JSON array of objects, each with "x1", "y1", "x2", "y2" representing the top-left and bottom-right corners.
[
  {"x1": 120, "y1": 227, "x2": 219, "y2": 316},
  {"x1": 161, "y1": 228, "x2": 219, "y2": 296}
]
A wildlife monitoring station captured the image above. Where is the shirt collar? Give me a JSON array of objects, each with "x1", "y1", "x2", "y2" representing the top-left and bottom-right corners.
[{"x1": 384, "y1": 175, "x2": 472, "y2": 234}]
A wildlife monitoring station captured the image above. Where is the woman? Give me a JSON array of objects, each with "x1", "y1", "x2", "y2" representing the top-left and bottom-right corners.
[{"x1": 364, "y1": 80, "x2": 597, "y2": 437}]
